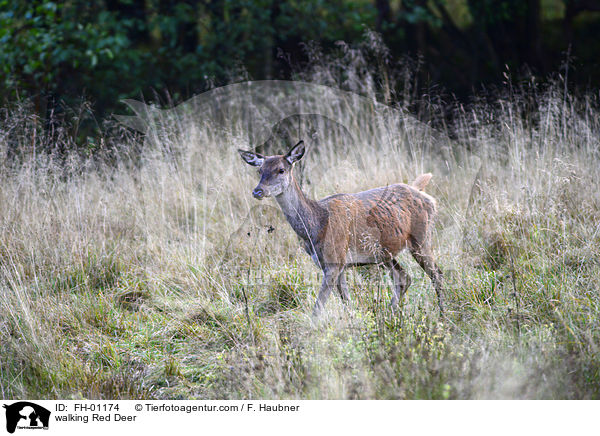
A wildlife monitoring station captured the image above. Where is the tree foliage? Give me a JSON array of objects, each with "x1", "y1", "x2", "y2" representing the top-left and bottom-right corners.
[
  {"x1": 0, "y1": 0, "x2": 375, "y2": 117},
  {"x1": 1, "y1": 0, "x2": 599, "y2": 122}
]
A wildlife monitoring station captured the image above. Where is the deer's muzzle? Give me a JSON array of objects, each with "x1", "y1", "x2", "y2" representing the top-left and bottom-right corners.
[{"x1": 252, "y1": 186, "x2": 265, "y2": 199}]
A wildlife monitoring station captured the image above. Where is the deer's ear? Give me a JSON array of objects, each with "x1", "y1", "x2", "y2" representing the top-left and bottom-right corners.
[
  {"x1": 285, "y1": 140, "x2": 305, "y2": 165},
  {"x1": 238, "y1": 149, "x2": 265, "y2": 167}
]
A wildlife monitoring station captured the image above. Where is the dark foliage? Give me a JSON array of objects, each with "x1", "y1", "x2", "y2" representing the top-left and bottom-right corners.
[{"x1": 1, "y1": 0, "x2": 599, "y2": 138}]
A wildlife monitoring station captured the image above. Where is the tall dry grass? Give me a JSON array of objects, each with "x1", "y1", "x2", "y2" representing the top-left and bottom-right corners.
[{"x1": 1, "y1": 45, "x2": 599, "y2": 399}]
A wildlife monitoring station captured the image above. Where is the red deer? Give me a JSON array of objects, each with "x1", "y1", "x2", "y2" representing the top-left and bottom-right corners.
[{"x1": 238, "y1": 140, "x2": 444, "y2": 316}]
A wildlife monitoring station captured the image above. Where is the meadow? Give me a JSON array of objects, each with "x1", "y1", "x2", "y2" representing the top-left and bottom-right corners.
[{"x1": 1, "y1": 53, "x2": 599, "y2": 399}]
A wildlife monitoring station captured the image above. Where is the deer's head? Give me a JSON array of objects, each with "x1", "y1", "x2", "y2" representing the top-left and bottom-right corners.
[{"x1": 238, "y1": 140, "x2": 305, "y2": 200}]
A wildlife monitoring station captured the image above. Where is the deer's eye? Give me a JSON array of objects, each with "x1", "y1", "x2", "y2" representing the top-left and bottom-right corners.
[{"x1": 278, "y1": 169, "x2": 285, "y2": 174}]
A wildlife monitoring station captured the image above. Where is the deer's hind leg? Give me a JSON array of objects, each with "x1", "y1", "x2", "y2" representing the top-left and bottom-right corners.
[
  {"x1": 387, "y1": 259, "x2": 411, "y2": 313},
  {"x1": 409, "y1": 238, "x2": 444, "y2": 314}
]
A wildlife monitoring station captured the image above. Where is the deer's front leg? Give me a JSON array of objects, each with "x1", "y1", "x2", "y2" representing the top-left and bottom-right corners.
[{"x1": 312, "y1": 264, "x2": 342, "y2": 316}]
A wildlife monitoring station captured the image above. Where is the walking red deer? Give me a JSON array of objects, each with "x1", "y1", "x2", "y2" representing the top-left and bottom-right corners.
[{"x1": 238, "y1": 140, "x2": 444, "y2": 316}]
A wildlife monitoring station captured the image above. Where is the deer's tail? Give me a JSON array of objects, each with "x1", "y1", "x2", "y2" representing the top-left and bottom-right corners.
[{"x1": 411, "y1": 173, "x2": 432, "y2": 191}]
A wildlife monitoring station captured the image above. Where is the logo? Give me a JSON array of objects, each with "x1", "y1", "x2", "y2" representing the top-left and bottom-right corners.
[{"x1": 2, "y1": 402, "x2": 50, "y2": 434}]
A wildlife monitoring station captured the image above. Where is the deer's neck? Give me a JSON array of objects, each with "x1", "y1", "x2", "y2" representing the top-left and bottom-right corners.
[{"x1": 275, "y1": 178, "x2": 325, "y2": 243}]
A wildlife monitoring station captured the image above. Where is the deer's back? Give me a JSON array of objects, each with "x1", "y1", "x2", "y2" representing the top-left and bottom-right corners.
[{"x1": 316, "y1": 184, "x2": 436, "y2": 264}]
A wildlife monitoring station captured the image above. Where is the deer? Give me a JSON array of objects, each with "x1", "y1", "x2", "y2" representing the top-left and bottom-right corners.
[{"x1": 238, "y1": 140, "x2": 444, "y2": 316}]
